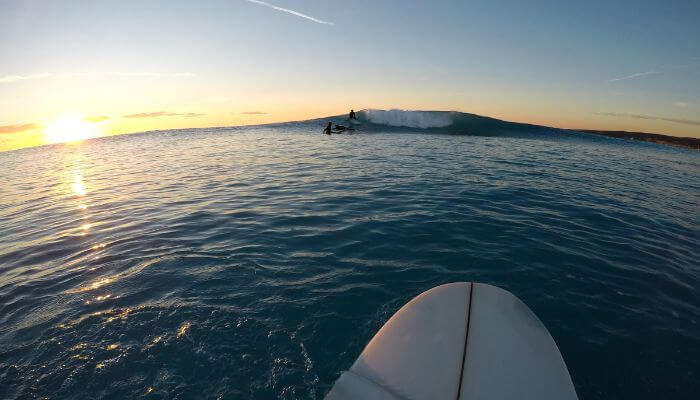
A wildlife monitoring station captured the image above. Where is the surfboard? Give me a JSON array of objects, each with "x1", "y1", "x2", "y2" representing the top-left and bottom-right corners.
[
  {"x1": 347, "y1": 118, "x2": 361, "y2": 125},
  {"x1": 325, "y1": 282, "x2": 578, "y2": 400}
]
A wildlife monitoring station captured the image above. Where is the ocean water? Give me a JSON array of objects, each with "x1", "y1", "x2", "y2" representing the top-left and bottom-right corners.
[{"x1": 1, "y1": 112, "x2": 699, "y2": 399}]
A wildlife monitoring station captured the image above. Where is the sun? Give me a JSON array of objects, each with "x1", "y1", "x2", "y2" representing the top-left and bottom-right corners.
[{"x1": 46, "y1": 114, "x2": 102, "y2": 144}]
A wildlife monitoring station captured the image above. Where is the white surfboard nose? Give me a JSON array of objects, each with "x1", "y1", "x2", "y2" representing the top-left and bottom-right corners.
[{"x1": 326, "y1": 282, "x2": 578, "y2": 400}]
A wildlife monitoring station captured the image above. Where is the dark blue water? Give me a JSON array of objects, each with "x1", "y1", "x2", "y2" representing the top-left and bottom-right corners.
[{"x1": 1, "y1": 122, "x2": 698, "y2": 399}]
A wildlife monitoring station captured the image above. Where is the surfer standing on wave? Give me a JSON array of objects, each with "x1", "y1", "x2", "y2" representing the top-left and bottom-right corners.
[{"x1": 349, "y1": 109, "x2": 356, "y2": 120}]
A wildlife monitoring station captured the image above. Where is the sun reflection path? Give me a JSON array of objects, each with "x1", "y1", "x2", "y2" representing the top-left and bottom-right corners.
[
  {"x1": 69, "y1": 166, "x2": 93, "y2": 237},
  {"x1": 72, "y1": 170, "x2": 86, "y2": 196}
]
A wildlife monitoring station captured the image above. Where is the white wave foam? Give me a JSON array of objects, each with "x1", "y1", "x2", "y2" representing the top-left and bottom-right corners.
[{"x1": 362, "y1": 109, "x2": 453, "y2": 129}]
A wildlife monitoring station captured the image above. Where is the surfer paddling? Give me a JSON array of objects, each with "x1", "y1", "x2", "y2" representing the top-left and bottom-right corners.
[{"x1": 324, "y1": 110, "x2": 357, "y2": 135}]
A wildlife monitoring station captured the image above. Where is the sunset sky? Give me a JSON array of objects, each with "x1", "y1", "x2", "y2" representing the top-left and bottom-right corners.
[{"x1": 1, "y1": 0, "x2": 699, "y2": 151}]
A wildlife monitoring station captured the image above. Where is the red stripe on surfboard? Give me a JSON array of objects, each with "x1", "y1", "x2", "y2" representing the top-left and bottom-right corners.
[{"x1": 456, "y1": 282, "x2": 474, "y2": 400}]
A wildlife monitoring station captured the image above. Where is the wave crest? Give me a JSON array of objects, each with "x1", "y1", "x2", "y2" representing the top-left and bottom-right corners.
[{"x1": 361, "y1": 109, "x2": 453, "y2": 129}]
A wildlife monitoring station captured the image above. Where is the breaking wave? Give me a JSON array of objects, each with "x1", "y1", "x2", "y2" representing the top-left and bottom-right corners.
[
  {"x1": 361, "y1": 109, "x2": 453, "y2": 129},
  {"x1": 345, "y1": 109, "x2": 562, "y2": 137}
]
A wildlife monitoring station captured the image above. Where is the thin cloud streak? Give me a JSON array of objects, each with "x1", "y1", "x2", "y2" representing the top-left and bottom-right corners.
[
  {"x1": 85, "y1": 116, "x2": 110, "y2": 123},
  {"x1": 0, "y1": 123, "x2": 38, "y2": 134},
  {"x1": 111, "y1": 72, "x2": 194, "y2": 77},
  {"x1": 1, "y1": 72, "x2": 193, "y2": 84},
  {"x1": 241, "y1": 111, "x2": 267, "y2": 115},
  {"x1": 607, "y1": 58, "x2": 699, "y2": 84},
  {"x1": 72, "y1": 72, "x2": 194, "y2": 78},
  {"x1": 607, "y1": 71, "x2": 658, "y2": 83},
  {"x1": 596, "y1": 112, "x2": 700, "y2": 127},
  {"x1": 0, "y1": 73, "x2": 52, "y2": 84},
  {"x1": 123, "y1": 111, "x2": 205, "y2": 118},
  {"x1": 196, "y1": 97, "x2": 230, "y2": 104},
  {"x1": 244, "y1": 0, "x2": 333, "y2": 25}
]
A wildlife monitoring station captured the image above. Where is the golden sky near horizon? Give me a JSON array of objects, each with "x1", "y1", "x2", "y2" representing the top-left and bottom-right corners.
[{"x1": 1, "y1": 71, "x2": 698, "y2": 153}]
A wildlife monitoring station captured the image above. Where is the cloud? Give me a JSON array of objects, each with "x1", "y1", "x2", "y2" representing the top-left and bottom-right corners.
[
  {"x1": 123, "y1": 111, "x2": 205, "y2": 118},
  {"x1": 0, "y1": 123, "x2": 39, "y2": 134},
  {"x1": 241, "y1": 111, "x2": 267, "y2": 115},
  {"x1": 1, "y1": 72, "x2": 194, "y2": 83},
  {"x1": 197, "y1": 97, "x2": 230, "y2": 104},
  {"x1": 71, "y1": 71, "x2": 194, "y2": 78},
  {"x1": 0, "y1": 73, "x2": 52, "y2": 84},
  {"x1": 244, "y1": 0, "x2": 333, "y2": 25},
  {"x1": 607, "y1": 71, "x2": 659, "y2": 83},
  {"x1": 110, "y1": 72, "x2": 194, "y2": 78},
  {"x1": 85, "y1": 115, "x2": 110, "y2": 123},
  {"x1": 0, "y1": 100, "x2": 21, "y2": 105},
  {"x1": 607, "y1": 58, "x2": 700, "y2": 84},
  {"x1": 596, "y1": 112, "x2": 700, "y2": 127},
  {"x1": 673, "y1": 102, "x2": 689, "y2": 108}
]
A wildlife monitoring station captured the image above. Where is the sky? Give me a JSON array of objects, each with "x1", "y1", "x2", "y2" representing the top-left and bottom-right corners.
[{"x1": 1, "y1": 0, "x2": 699, "y2": 151}]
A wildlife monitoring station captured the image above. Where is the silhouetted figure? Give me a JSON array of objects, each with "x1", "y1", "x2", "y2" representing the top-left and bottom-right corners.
[
  {"x1": 324, "y1": 122, "x2": 332, "y2": 135},
  {"x1": 349, "y1": 109, "x2": 356, "y2": 119}
]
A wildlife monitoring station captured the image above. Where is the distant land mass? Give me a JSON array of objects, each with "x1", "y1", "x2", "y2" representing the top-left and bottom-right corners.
[{"x1": 572, "y1": 129, "x2": 700, "y2": 150}]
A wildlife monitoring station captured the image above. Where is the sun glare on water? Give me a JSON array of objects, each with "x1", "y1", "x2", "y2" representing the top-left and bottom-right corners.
[{"x1": 46, "y1": 114, "x2": 102, "y2": 144}]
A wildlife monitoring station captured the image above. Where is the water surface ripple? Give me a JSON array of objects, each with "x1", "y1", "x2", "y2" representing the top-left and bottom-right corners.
[{"x1": 0, "y1": 126, "x2": 699, "y2": 399}]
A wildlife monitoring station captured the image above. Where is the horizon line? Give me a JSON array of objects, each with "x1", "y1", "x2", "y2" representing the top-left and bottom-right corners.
[{"x1": 3, "y1": 109, "x2": 697, "y2": 154}]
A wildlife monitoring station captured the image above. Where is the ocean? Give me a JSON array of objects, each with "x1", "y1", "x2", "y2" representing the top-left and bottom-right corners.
[{"x1": 1, "y1": 111, "x2": 698, "y2": 399}]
